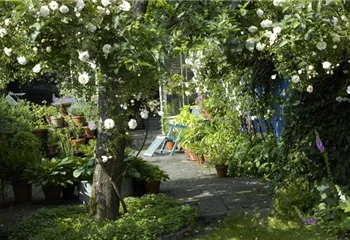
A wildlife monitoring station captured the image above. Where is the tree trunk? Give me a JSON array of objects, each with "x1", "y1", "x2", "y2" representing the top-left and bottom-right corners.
[{"x1": 91, "y1": 77, "x2": 126, "y2": 221}]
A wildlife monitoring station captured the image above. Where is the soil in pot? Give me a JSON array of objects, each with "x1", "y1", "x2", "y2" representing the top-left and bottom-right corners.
[
  {"x1": 215, "y1": 165, "x2": 228, "y2": 178},
  {"x1": 47, "y1": 144, "x2": 57, "y2": 156},
  {"x1": 82, "y1": 126, "x2": 95, "y2": 139},
  {"x1": 50, "y1": 116, "x2": 64, "y2": 128},
  {"x1": 42, "y1": 185, "x2": 62, "y2": 201},
  {"x1": 165, "y1": 141, "x2": 175, "y2": 150},
  {"x1": 31, "y1": 129, "x2": 48, "y2": 142},
  {"x1": 12, "y1": 181, "x2": 32, "y2": 203},
  {"x1": 71, "y1": 116, "x2": 86, "y2": 126},
  {"x1": 62, "y1": 184, "x2": 76, "y2": 200},
  {"x1": 145, "y1": 181, "x2": 161, "y2": 194}
]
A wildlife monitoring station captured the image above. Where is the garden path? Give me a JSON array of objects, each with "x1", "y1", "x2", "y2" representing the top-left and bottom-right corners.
[{"x1": 143, "y1": 151, "x2": 272, "y2": 218}]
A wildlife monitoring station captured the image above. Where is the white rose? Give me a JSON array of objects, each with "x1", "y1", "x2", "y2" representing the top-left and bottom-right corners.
[
  {"x1": 101, "y1": 155, "x2": 108, "y2": 163},
  {"x1": 32, "y1": 64, "x2": 41, "y2": 73},
  {"x1": 104, "y1": 118, "x2": 115, "y2": 129},
  {"x1": 3, "y1": 47, "x2": 12, "y2": 57},
  {"x1": 59, "y1": 5, "x2": 69, "y2": 14},
  {"x1": 78, "y1": 51, "x2": 89, "y2": 62},
  {"x1": 78, "y1": 72, "x2": 89, "y2": 85},
  {"x1": 49, "y1": 1, "x2": 59, "y2": 11},
  {"x1": 128, "y1": 119, "x2": 137, "y2": 130},
  {"x1": 46, "y1": 46, "x2": 52, "y2": 53},
  {"x1": 245, "y1": 38, "x2": 255, "y2": 51},
  {"x1": 140, "y1": 109, "x2": 149, "y2": 119},
  {"x1": 307, "y1": 85, "x2": 314, "y2": 93},
  {"x1": 119, "y1": 0, "x2": 131, "y2": 11},
  {"x1": 271, "y1": 74, "x2": 277, "y2": 80},
  {"x1": 76, "y1": 0, "x2": 85, "y2": 12},
  {"x1": 316, "y1": 41, "x2": 327, "y2": 50},
  {"x1": 101, "y1": 0, "x2": 111, "y2": 7},
  {"x1": 248, "y1": 26, "x2": 258, "y2": 33},
  {"x1": 260, "y1": 19, "x2": 273, "y2": 28},
  {"x1": 0, "y1": 28, "x2": 7, "y2": 38},
  {"x1": 322, "y1": 61, "x2": 331, "y2": 69},
  {"x1": 17, "y1": 56, "x2": 27, "y2": 65},
  {"x1": 347, "y1": 86, "x2": 350, "y2": 95},
  {"x1": 256, "y1": 9, "x2": 264, "y2": 17},
  {"x1": 158, "y1": 111, "x2": 164, "y2": 116},
  {"x1": 88, "y1": 24, "x2": 97, "y2": 32},
  {"x1": 88, "y1": 121, "x2": 97, "y2": 130},
  {"x1": 4, "y1": 19, "x2": 11, "y2": 26},
  {"x1": 40, "y1": 6, "x2": 50, "y2": 18},
  {"x1": 256, "y1": 42, "x2": 265, "y2": 51},
  {"x1": 291, "y1": 75, "x2": 300, "y2": 83},
  {"x1": 102, "y1": 44, "x2": 112, "y2": 54},
  {"x1": 273, "y1": 26, "x2": 282, "y2": 34},
  {"x1": 308, "y1": 65, "x2": 314, "y2": 70},
  {"x1": 33, "y1": 47, "x2": 38, "y2": 53}
]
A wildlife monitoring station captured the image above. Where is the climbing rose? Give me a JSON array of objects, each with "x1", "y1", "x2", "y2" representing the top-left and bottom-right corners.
[
  {"x1": 248, "y1": 26, "x2": 258, "y2": 33},
  {"x1": 256, "y1": 42, "x2": 265, "y2": 51},
  {"x1": 0, "y1": 28, "x2": 7, "y2": 38},
  {"x1": 101, "y1": 155, "x2": 108, "y2": 163},
  {"x1": 245, "y1": 39, "x2": 255, "y2": 51},
  {"x1": 260, "y1": 19, "x2": 273, "y2": 28},
  {"x1": 271, "y1": 74, "x2": 277, "y2": 80},
  {"x1": 273, "y1": 26, "x2": 282, "y2": 34},
  {"x1": 102, "y1": 44, "x2": 112, "y2": 54},
  {"x1": 256, "y1": 9, "x2": 264, "y2": 17},
  {"x1": 39, "y1": 6, "x2": 50, "y2": 17},
  {"x1": 78, "y1": 51, "x2": 89, "y2": 62},
  {"x1": 307, "y1": 85, "x2": 313, "y2": 93},
  {"x1": 128, "y1": 119, "x2": 137, "y2": 130},
  {"x1": 322, "y1": 61, "x2": 331, "y2": 69},
  {"x1": 347, "y1": 86, "x2": 350, "y2": 94},
  {"x1": 119, "y1": 0, "x2": 131, "y2": 11},
  {"x1": 291, "y1": 75, "x2": 300, "y2": 83},
  {"x1": 104, "y1": 118, "x2": 115, "y2": 129},
  {"x1": 78, "y1": 72, "x2": 89, "y2": 85},
  {"x1": 316, "y1": 41, "x2": 327, "y2": 50},
  {"x1": 49, "y1": 1, "x2": 59, "y2": 11},
  {"x1": 32, "y1": 64, "x2": 41, "y2": 73},
  {"x1": 59, "y1": 5, "x2": 69, "y2": 14},
  {"x1": 46, "y1": 46, "x2": 52, "y2": 53},
  {"x1": 140, "y1": 109, "x2": 149, "y2": 119},
  {"x1": 88, "y1": 121, "x2": 97, "y2": 130},
  {"x1": 17, "y1": 56, "x2": 27, "y2": 65},
  {"x1": 76, "y1": 0, "x2": 85, "y2": 12},
  {"x1": 101, "y1": 0, "x2": 111, "y2": 7},
  {"x1": 3, "y1": 47, "x2": 12, "y2": 57},
  {"x1": 4, "y1": 19, "x2": 11, "y2": 26}
]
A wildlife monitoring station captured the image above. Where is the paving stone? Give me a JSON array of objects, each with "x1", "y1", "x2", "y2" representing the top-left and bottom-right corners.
[{"x1": 198, "y1": 197, "x2": 228, "y2": 218}]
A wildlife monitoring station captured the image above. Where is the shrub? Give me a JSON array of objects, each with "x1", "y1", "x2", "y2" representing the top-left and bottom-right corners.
[{"x1": 10, "y1": 194, "x2": 199, "y2": 240}]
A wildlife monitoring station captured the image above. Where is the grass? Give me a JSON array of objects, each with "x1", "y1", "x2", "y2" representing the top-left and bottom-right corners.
[{"x1": 191, "y1": 214, "x2": 336, "y2": 240}]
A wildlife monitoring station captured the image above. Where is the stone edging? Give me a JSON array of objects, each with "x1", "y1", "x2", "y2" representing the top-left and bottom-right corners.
[{"x1": 158, "y1": 228, "x2": 188, "y2": 240}]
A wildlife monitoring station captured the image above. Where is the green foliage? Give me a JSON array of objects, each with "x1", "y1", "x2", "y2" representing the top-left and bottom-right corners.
[
  {"x1": 10, "y1": 194, "x2": 199, "y2": 240},
  {"x1": 79, "y1": 139, "x2": 96, "y2": 159},
  {"x1": 73, "y1": 157, "x2": 95, "y2": 182}
]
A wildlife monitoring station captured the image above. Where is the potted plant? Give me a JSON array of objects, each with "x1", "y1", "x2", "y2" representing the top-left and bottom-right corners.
[
  {"x1": 73, "y1": 157, "x2": 95, "y2": 204},
  {"x1": 68, "y1": 100, "x2": 86, "y2": 126},
  {"x1": 47, "y1": 129, "x2": 59, "y2": 156},
  {"x1": 0, "y1": 131, "x2": 42, "y2": 203},
  {"x1": 24, "y1": 158, "x2": 74, "y2": 202},
  {"x1": 143, "y1": 164, "x2": 170, "y2": 193},
  {"x1": 52, "y1": 97, "x2": 74, "y2": 117},
  {"x1": 29, "y1": 103, "x2": 49, "y2": 142},
  {"x1": 68, "y1": 119, "x2": 85, "y2": 152},
  {"x1": 46, "y1": 106, "x2": 64, "y2": 128}
]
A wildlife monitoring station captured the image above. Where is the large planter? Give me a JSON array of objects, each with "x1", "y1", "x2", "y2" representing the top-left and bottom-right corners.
[
  {"x1": 145, "y1": 181, "x2": 161, "y2": 194},
  {"x1": 215, "y1": 165, "x2": 228, "y2": 178},
  {"x1": 31, "y1": 129, "x2": 48, "y2": 142},
  {"x1": 12, "y1": 181, "x2": 32, "y2": 203},
  {"x1": 71, "y1": 116, "x2": 86, "y2": 126},
  {"x1": 50, "y1": 116, "x2": 64, "y2": 128},
  {"x1": 132, "y1": 178, "x2": 147, "y2": 197},
  {"x1": 70, "y1": 138, "x2": 85, "y2": 152},
  {"x1": 144, "y1": 116, "x2": 161, "y2": 130},
  {"x1": 62, "y1": 184, "x2": 76, "y2": 200},
  {"x1": 79, "y1": 181, "x2": 92, "y2": 204},
  {"x1": 42, "y1": 185, "x2": 62, "y2": 201},
  {"x1": 165, "y1": 141, "x2": 175, "y2": 151},
  {"x1": 82, "y1": 126, "x2": 95, "y2": 139}
]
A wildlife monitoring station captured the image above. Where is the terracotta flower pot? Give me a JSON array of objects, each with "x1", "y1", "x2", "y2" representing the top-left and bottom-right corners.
[
  {"x1": 165, "y1": 141, "x2": 175, "y2": 150},
  {"x1": 71, "y1": 116, "x2": 86, "y2": 126},
  {"x1": 42, "y1": 185, "x2": 62, "y2": 201},
  {"x1": 48, "y1": 144, "x2": 57, "y2": 156},
  {"x1": 215, "y1": 165, "x2": 228, "y2": 178},
  {"x1": 70, "y1": 138, "x2": 85, "y2": 152},
  {"x1": 145, "y1": 181, "x2": 161, "y2": 194},
  {"x1": 50, "y1": 116, "x2": 64, "y2": 128},
  {"x1": 31, "y1": 129, "x2": 48, "y2": 142},
  {"x1": 184, "y1": 149, "x2": 191, "y2": 160},
  {"x1": 12, "y1": 181, "x2": 32, "y2": 203},
  {"x1": 203, "y1": 110, "x2": 210, "y2": 118},
  {"x1": 82, "y1": 126, "x2": 95, "y2": 139}
]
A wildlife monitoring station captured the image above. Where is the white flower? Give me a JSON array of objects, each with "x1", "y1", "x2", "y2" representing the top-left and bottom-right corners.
[
  {"x1": 346, "y1": 86, "x2": 350, "y2": 94},
  {"x1": 59, "y1": 5, "x2": 69, "y2": 14},
  {"x1": 119, "y1": 0, "x2": 131, "y2": 11},
  {"x1": 78, "y1": 72, "x2": 89, "y2": 85},
  {"x1": 140, "y1": 109, "x2": 149, "y2": 119},
  {"x1": 3, "y1": 47, "x2": 12, "y2": 57},
  {"x1": 88, "y1": 121, "x2": 97, "y2": 130},
  {"x1": 291, "y1": 75, "x2": 300, "y2": 83},
  {"x1": 269, "y1": 33, "x2": 278, "y2": 45},
  {"x1": 78, "y1": 51, "x2": 89, "y2": 62},
  {"x1": 128, "y1": 119, "x2": 137, "y2": 130},
  {"x1": 102, "y1": 44, "x2": 112, "y2": 54},
  {"x1": 104, "y1": 118, "x2": 115, "y2": 129},
  {"x1": 317, "y1": 185, "x2": 329, "y2": 192},
  {"x1": 40, "y1": 6, "x2": 50, "y2": 18},
  {"x1": 158, "y1": 111, "x2": 164, "y2": 116},
  {"x1": 0, "y1": 28, "x2": 7, "y2": 38},
  {"x1": 322, "y1": 61, "x2": 331, "y2": 69},
  {"x1": 185, "y1": 91, "x2": 191, "y2": 96},
  {"x1": 271, "y1": 74, "x2": 277, "y2": 80},
  {"x1": 316, "y1": 41, "x2": 327, "y2": 50},
  {"x1": 46, "y1": 46, "x2": 52, "y2": 53},
  {"x1": 332, "y1": 34, "x2": 340, "y2": 42},
  {"x1": 33, "y1": 47, "x2": 38, "y2": 53},
  {"x1": 17, "y1": 56, "x2": 27, "y2": 65},
  {"x1": 307, "y1": 85, "x2": 314, "y2": 93},
  {"x1": 260, "y1": 19, "x2": 273, "y2": 28},
  {"x1": 245, "y1": 38, "x2": 255, "y2": 51},
  {"x1": 256, "y1": 42, "x2": 265, "y2": 51},
  {"x1": 4, "y1": 19, "x2": 11, "y2": 26},
  {"x1": 76, "y1": 0, "x2": 85, "y2": 12},
  {"x1": 308, "y1": 65, "x2": 314, "y2": 70},
  {"x1": 273, "y1": 0, "x2": 285, "y2": 7},
  {"x1": 32, "y1": 64, "x2": 41, "y2": 73},
  {"x1": 273, "y1": 26, "x2": 282, "y2": 34},
  {"x1": 256, "y1": 9, "x2": 264, "y2": 17},
  {"x1": 88, "y1": 24, "x2": 97, "y2": 32},
  {"x1": 248, "y1": 26, "x2": 258, "y2": 33},
  {"x1": 101, "y1": 0, "x2": 111, "y2": 7},
  {"x1": 101, "y1": 155, "x2": 108, "y2": 163},
  {"x1": 49, "y1": 1, "x2": 59, "y2": 11}
]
